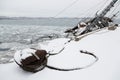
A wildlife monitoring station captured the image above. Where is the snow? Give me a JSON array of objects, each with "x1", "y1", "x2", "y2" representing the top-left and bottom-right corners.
[
  {"x1": 14, "y1": 48, "x2": 36, "y2": 64},
  {"x1": 0, "y1": 27, "x2": 120, "y2": 80}
]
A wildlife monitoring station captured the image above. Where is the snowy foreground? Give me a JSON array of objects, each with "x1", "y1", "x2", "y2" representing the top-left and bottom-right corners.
[{"x1": 0, "y1": 27, "x2": 120, "y2": 80}]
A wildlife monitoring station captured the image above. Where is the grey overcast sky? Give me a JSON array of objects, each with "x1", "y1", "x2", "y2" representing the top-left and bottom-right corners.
[{"x1": 0, "y1": 0, "x2": 119, "y2": 17}]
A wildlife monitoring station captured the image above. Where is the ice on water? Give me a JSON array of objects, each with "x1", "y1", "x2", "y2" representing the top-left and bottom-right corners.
[{"x1": 0, "y1": 24, "x2": 67, "y2": 63}]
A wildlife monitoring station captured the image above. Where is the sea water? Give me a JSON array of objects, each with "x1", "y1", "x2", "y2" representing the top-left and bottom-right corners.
[
  {"x1": 0, "y1": 18, "x2": 79, "y2": 63},
  {"x1": 0, "y1": 18, "x2": 120, "y2": 63}
]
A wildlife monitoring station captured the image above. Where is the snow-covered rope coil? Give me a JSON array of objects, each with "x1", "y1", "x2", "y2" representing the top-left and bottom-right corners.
[{"x1": 46, "y1": 50, "x2": 98, "y2": 71}]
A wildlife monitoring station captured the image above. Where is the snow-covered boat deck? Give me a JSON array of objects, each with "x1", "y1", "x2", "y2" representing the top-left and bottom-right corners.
[{"x1": 0, "y1": 27, "x2": 120, "y2": 80}]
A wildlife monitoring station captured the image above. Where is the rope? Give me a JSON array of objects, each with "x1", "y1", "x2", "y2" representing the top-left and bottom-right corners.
[
  {"x1": 77, "y1": 0, "x2": 109, "y2": 18},
  {"x1": 53, "y1": 0, "x2": 111, "y2": 18},
  {"x1": 108, "y1": 1, "x2": 120, "y2": 17},
  {"x1": 98, "y1": 0, "x2": 110, "y2": 14},
  {"x1": 53, "y1": 0, "x2": 79, "y2": 18},
  {"x1": 71, "y1": 0, "x2": 110, "y2": 29},
  {"x1": 47, "y1": 47, "x2": 65, "y2": 57},
  {"x1": 46, "y1": 50, "x2": 98, "y2": 71}
]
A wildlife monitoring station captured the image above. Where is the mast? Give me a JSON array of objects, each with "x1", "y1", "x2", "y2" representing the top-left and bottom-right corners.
[
  {"x1": 81, "y1": 0, "x2": 119, "y2": 34},
  {"x1": 65, "y1": 0, "x2": 119, "y2": 36}
]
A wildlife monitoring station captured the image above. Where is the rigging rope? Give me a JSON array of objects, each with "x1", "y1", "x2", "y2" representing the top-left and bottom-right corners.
[
  {"x1": 53, "y1": 0, "x2": 119, "y2": 18},
  {"x1": 77, "y1": 0, "x2": 109, "y2": 18},
  {"x1": 108, "y1": 1, "x2": 120, "y2": 17},
  {"x1": 97, "y1": 0, "x2": 111, "y2": 15},
  {"x1": 65, "y1": 0, "x2": 110, "y2": 28},
  {"x1": 53, "y1": 0, "x2": 79, "y2": 18},
  {"x1": 71, "y1": 0, "x2": 111, "y2": 29}
]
